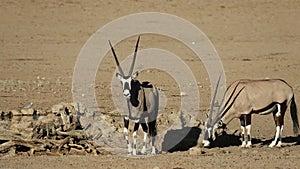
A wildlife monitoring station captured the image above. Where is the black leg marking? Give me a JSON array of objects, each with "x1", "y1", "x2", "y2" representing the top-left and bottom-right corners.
[
  {"x1": 240, "y1": 116, "x2": 246, "y2": 143},
  {"x1": 124, "y1": 117, "x2": 129, "y2": 130},
  {"x1": 141, "y1": 122, "x2": 148, "y2": 133},
  {"x1": 148, "y1": 120, "x2": 157, "y2": 154},
  {"x1": 133, "y1": 122, "x2": 140, "y2": 132},
  {"x1": 240, "y1": 115, "x2": 252, "y2": 147},
  {"x1": 148, "y1": 120, "x2": 157, "y2": 137},
  {"x1": 140, "y1": 122, "x2": 148, "y2": 155}
]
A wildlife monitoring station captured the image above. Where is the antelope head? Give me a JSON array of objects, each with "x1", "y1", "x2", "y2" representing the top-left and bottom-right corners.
[
  {"x1": 202, "y1": 107, "x2": 219, "y2": 147},
  {"x1": 202, "y1": 75, "x2": 223, "y2": 147},
  {"x1": 109, "y1": 36, "x2": 140, "y2": 100},
  {"x1": 202, "y1": 75, "x2": 242, "y2": 147},
  {"x1": 202, "y1": 115, "x2": 225, "y2": 147}
]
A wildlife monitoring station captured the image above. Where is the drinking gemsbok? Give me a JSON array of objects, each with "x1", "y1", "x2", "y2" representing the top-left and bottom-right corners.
[{"x1": 202, "y1": 78, "x2": 299, "y2": 148}]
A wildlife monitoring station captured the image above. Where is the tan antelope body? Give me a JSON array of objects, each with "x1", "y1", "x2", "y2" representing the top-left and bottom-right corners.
[{"x1": 203, "y1": 78, "x2": 299, "y2": 148}]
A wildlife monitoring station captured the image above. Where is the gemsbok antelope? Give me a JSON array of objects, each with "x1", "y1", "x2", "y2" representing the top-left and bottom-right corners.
[
  {"x1": 202, "y1": 78, "x2": 299, "y2": 148},
  {"x1": 109, "y1": 36, "x2": 159, "y2": 155}
]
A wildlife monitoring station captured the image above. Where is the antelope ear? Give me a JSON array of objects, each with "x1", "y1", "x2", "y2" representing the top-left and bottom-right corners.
[
  {"x1": 116, "y1": 73, "x2": 123, "y2": 80},
  {"x1": 132, "y1": 71, "x2": 139, "y2": 79}
]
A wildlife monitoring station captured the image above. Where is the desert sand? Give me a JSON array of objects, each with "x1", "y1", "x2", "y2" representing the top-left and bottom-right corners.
[{"x1": 0, "y1": 0, "x2": 300, "y2": 168}]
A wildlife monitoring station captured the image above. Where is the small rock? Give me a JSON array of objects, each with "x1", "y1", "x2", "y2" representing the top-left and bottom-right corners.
[
  {"x1": 36, "y1": 109, "x2": 47, "y2": 116},
  {"x1": 23, "y1": 102, "x2": 33, "y2": 109},
  {"x1": 10, "y1": 109, "x2": 22, "y2": 116},
  {"x1": 51, "y1": 103, "x2": 65, "y2": 114},
  {"x1": 180, "y1": 92, "x2": 188, "y2": 96},
  {"x1": 21, "y1": 108, "x2": 35, "y2": 115},
  {"x1": 241, "y1": 149, "x2": 249, "y2": 154},
  {"x1": 188, "y1": 147, "x2": 199, "y2": 155},
  {"x1": 223, "y1": 150, "x2": 231, "y2": 154}
]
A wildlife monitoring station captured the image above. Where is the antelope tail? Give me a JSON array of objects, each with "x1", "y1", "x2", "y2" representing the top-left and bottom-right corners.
[{"x1": 290, "y1": 95, "x2": 299, "y2": 135}]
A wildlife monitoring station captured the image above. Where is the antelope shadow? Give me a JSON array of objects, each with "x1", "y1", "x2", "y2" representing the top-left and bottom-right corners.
[
  {"x1": 161, "y1": 129, "x2": 300, "y2": 152},
  {"x1": 260, "y1": 135, "x2": 300, "y2": 146},
  {"x1": 283, "y1": 135, "x2": 300, "y2": 145},
  {"x1": 162, "y1": 127, "x2": 201, "y2": 153},
  {"x1": 211, "y1": 133, "x2": 300, "y2": 148},
  {"x1": 208, "y1": 132, "x2": 262, "y2": 148}
]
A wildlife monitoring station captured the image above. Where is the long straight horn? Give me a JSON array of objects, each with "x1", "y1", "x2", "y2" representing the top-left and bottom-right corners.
[
  {"x1": 128, "y1": 35, "x2": 140, "y2": 75},
  {"x1": 109, "y1": 40, "x2": 125, "y2": 76},
  {"x1": 214, "y1": 84, "x2": 244, "y2": 124},
  {"x1": 208, "y1": 74, "x2": 222, "y2": 123}
]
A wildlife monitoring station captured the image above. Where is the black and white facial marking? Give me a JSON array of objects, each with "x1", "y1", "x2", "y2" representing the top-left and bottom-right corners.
[
  {"x1": 116, "y1": 71, "x2": 139, "y2": 100},
  {"x1": 202, "y1": 121, "x2": 216, "y2": 147},
  {"x1": 203, "y1": 119, "x2": 227, "y2": 147},
  {"x1": 109, "y1": 36, "x2": 140, "y2": 100}
]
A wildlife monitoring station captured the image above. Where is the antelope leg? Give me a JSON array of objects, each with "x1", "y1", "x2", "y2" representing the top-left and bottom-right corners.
[
  {"x1": 245, "y1": 125, "x2": 252, "y2": 148},
  {"x1": 148, "y1": 120, "x2": 157, "y2": 154},
  {"x1": 239, "y1": 114, "x2": 252, "y2": 148},
  {"x1": 245, "y1": 115, "x2": 252, "y2": 148},
  {"x1": 270, "y1": 126, "x2": 281, "y2": 147},
  {"x1": 141, "y1": 122, "x2": 148, "y2": 154},
  {"x1": 276, "y1": 125, "x2": 284, "y2": 147},
  {"x1": 240, "y1": 116, "x2": 246, "y2": 147},
  {"x1": 276, "y1": 103, "x2": 286, "y2": 147},
  {"x1": 240, "y1": 126, "x2": 247, "y2": 147},
  {"x1": 124, "y1": 117, "x2": 132, "y2": 154},
  {"x1": 270, "y1": 104, "x2": 282, "y2": 147},
  {"x1": 132, "y1": 122, "x2": 139, "y2": 155}
]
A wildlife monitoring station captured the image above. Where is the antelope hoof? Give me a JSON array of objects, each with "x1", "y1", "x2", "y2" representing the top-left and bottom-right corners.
[
  {"x1": 269, "y1": 141, "x2": 276, "y2": 148},
  {"x1": 202, "y1": 140, "x2": 210, "y2": 148},
  {"x1": 132, "y1": 149, "x2": 137, "y2": 155},
  {"x1": 240, "y1": 141, "x2": 247, "y2": 148},
  {"x1": 276, "y1": 141, "x2": 282, "y2": 148},
  {"x1": 151, "y1": 147, "x2": 156, "y2": 155},
  {"x1": 127, "y1": 146, "x2": 132, "y2": 154},
  {"x1": 246, "y1": 144, "x2": 252, "y2": 148},
  {"x1": 246, "y1": 141, "x2": 252, "y2": 148},
  {"x1": 141, "y1": 148, "x2": 147, "y2": 155}
]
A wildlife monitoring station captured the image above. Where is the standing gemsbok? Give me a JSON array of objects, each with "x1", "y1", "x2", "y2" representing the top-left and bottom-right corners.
[
  {"x1": 202, "y1": 78, "x2": 299, "y2": 148},
  {"x1": 109, "y1": 36, "x2": 159, "y2": 155}
]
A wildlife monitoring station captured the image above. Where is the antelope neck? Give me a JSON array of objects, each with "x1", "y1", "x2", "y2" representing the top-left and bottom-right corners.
[{"x1": 129, "y1": 80, "x2": 143, "y2": 108}]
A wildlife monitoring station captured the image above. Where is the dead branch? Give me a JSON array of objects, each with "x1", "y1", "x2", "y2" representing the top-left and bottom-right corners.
[{"x1": 0, "y1": 102, "x2": 103, "y2": 156}]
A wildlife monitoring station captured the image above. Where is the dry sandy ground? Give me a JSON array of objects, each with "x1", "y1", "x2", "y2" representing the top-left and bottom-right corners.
[{"x1": 1, "y1": 0, "x2": 300, "y2": 168}]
